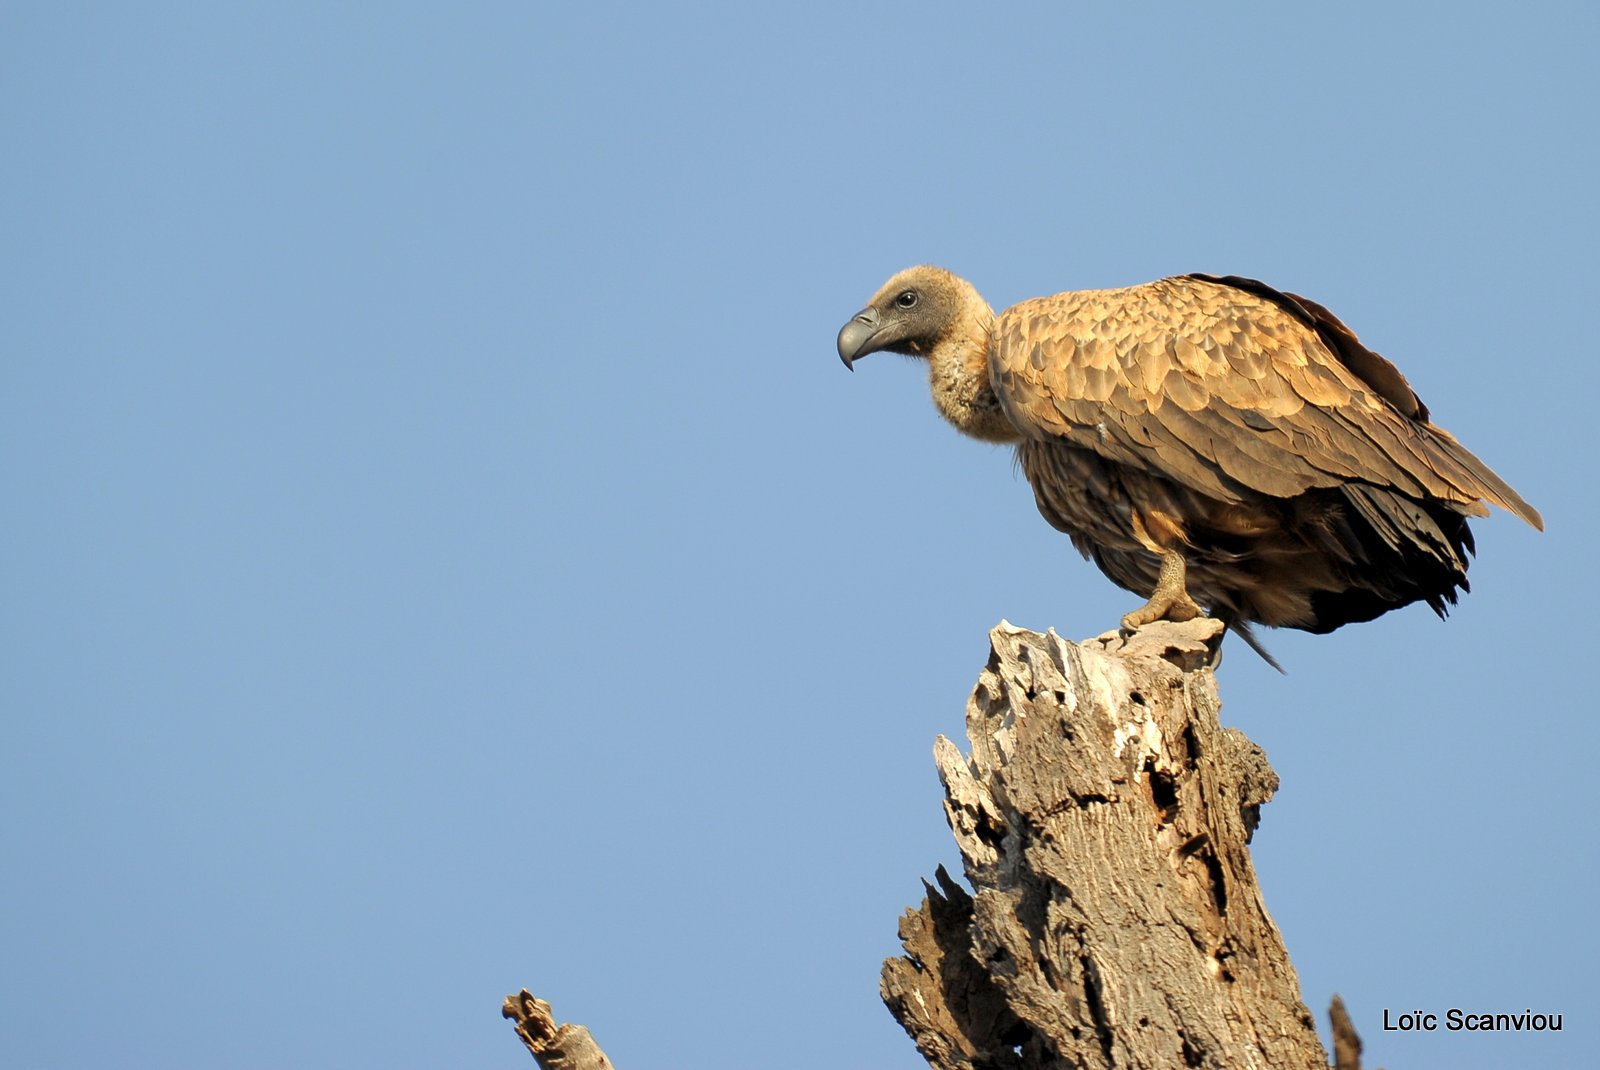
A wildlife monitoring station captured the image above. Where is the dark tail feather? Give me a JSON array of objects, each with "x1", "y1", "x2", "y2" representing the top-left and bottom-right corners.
[{"x1": 1223, "y1": 616, "x2": 1286, "y2": 674}]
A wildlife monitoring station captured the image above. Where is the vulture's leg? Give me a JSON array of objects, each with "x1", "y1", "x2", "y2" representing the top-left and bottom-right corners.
[{"x1": 1121, "y1": 551, "x2": 1203, "y2": 631}]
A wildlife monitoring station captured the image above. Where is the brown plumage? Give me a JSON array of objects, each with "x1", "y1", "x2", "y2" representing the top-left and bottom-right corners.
[{"x1": 837, "y1": 266, "x2": 1542, "y2": 660}]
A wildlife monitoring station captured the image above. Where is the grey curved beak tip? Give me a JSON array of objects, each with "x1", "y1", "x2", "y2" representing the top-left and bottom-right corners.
[
  {"x1": 836, "y1": 308, "x2": 880, "y2": 370},
  {"x1": 837, "y1": 327, "x2": 857, "y2": 371}
]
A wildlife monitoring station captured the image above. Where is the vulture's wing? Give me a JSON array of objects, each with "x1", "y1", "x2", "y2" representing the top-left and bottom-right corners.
[{"x1": 989, "y1": 275, "x2": 1543, "y2": 529}]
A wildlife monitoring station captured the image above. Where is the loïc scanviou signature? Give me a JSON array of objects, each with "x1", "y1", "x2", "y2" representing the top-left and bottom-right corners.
[{"x1": 1383, "y1": 1008, "x2": 1562, "y2": 1032}]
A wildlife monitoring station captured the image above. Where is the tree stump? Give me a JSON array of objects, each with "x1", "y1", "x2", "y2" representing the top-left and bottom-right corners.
[{"x1": 881, "y1": 619, "x2": 1332, "y2": 1070}]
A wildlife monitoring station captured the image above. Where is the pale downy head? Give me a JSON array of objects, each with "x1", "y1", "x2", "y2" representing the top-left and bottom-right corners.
[
  {"x1": 836, "y1": 265, "x2": 1016, "y2": 444},
  {"x1": 836, "y1": 266, "x2": 989, "y2": 369}
]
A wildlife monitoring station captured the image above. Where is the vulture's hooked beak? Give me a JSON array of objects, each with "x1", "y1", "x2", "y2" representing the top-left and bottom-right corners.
[{"x1": 836, "y1": 307, "x2": 882, "y2": 370}]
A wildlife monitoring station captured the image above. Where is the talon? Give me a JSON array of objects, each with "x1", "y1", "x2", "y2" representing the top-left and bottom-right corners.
[{"x1": 1122, "y1": 551, "x2": 1203, "y2": 630}]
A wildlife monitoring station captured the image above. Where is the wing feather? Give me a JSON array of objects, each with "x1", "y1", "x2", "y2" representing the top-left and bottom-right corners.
[{"x1": 990, "y1": 276, "x2": 1541, "y2": 528}]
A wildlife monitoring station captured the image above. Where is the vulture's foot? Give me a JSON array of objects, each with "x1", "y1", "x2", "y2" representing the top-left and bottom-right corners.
[{"x1": 1120, "y1": 552, "x2": 1202, "y2": 632}]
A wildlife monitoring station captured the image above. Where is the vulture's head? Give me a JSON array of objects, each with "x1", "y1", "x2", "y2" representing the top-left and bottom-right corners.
[{"x1": 836, "y1": 266, "x2": 988, "y2": 369}]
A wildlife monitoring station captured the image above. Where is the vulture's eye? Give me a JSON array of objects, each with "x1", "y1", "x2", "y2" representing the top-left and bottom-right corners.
[{"x1": 897, "y1": 291, "x2": 919, "y2": 309}]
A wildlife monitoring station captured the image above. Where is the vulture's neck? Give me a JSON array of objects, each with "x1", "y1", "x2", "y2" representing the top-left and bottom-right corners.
[{"x1": 927, "y1": 307, "x2": 1019, "y2": 444}]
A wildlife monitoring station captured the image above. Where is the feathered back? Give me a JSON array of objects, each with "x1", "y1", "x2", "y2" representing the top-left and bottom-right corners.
[{"x1": 989, "y1": 274, "x2": 1543, "y2": 530}]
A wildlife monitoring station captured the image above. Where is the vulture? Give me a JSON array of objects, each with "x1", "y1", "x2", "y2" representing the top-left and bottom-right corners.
[{"x1": 836, "y1": 266, "x2": 1542, "y2": 661}]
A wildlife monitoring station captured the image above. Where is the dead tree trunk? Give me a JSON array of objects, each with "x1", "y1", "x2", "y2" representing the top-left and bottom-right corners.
[{"x1": 881, "y1": 619, "x2": 1336, "y2": 1070}]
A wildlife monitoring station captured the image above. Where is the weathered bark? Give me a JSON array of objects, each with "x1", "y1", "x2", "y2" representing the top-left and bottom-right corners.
[
  {"x1": 1329, "y1": 995, "x2": 1365, "y2": 1070},
  {"x1": 882, "y1": 619, "x2": 1335, "y2": 1070},
  {"x1": 502, "y1": 990, "x2": 615, "y2": 1070}
]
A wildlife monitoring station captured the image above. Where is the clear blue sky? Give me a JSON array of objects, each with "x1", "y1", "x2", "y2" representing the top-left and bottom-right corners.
[{"x1": 4, "y1": 4, "x2": 1595, "y2": 1068}]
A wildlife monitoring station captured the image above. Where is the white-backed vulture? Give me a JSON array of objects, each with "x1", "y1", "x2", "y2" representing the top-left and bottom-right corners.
[{"x1": 836, "y1": 266, "x2": 1542, "y2": 661}]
